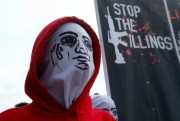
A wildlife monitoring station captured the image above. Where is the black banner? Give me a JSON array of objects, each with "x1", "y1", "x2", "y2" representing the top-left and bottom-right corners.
[
  {"x1": 167, "y1": 0, "x2": 180, "y2": 55},
  {"x1": 94, "y1": 0, "x2": 180, "y2": 121}
]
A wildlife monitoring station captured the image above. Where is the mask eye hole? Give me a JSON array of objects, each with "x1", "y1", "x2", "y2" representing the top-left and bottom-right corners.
[
  {"x1": 60, "y1": 34, "x2": 77, "y2": 48},
  {"x1": 82, "y1": 36, "x2": 93, "y2": 51},
  {"x1": 111, "y1": 108, "x2": 117, "y2": 116}
]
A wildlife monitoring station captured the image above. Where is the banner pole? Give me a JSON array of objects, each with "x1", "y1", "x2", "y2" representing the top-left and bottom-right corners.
[{"x1": 94, "y1": 0, "x2": 111, "y2": 97}]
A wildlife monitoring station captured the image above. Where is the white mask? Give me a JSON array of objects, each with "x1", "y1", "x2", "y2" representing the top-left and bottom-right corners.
[{"x1": 40, "y1": 22, "x2": 95, "y2": 109}]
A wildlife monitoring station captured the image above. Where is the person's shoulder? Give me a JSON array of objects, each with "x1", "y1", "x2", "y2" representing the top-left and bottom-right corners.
[
  {"x1": 1, "y1": 107, "x2": 24, "y2": 116},
  {"x1": 1, "y1": 107, "x2": 17, "y2": 114},
  {"x1": 0, "y1": 108, "x2": 18, "y2": 120},
  {"x1": 0, "y1": 106, "x2": 29, "y2": 120}
]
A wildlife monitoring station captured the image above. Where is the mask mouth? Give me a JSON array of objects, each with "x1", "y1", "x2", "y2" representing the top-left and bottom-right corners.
[
  {"x1": 72, "y1": 55, "x2": 90, "y2": 70},
  {"x1": 72, "y1": 55, "x2": 90, "y2": 62}
]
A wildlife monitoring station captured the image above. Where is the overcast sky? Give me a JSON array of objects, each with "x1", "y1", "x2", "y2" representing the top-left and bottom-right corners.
[{"x1": 0, "y1": 0, "x2": 107, "y2": 112}]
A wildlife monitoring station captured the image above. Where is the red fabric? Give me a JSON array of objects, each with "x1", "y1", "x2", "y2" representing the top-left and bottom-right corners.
[{"x1": 0, "y1": 16, "x2": 115, "y2": 121}]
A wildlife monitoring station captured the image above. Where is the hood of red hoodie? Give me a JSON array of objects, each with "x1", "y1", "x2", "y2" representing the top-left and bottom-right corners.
[{"x1": 24, "y1": 16, "x2": 101, "y2": 116}]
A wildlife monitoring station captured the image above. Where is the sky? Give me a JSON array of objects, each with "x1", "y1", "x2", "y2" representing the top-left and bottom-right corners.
[{"x1": 0, "y1": 0, "x2": 107, "y2": 112}]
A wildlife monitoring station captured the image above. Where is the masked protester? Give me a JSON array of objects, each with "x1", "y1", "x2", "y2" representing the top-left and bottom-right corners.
[
  {"x1": 91, "y1": 94, "x2": 118, "y2": 121},
  {"x1": 0, "y1": 16, "x2": 115, "y2": 121}
]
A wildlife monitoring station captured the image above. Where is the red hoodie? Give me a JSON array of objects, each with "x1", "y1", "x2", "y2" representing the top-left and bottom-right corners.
[{"x1": 0, "y1": 16, "x2": 116, "y2": 121}]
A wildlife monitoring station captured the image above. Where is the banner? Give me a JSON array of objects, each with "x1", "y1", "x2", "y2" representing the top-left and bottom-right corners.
[
  {"x1": 94, "y1": 0, "x2": 180, "y2": 121},
  {"x1": 167, "y1": 0, "x2": 180, "y2": 55}
]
